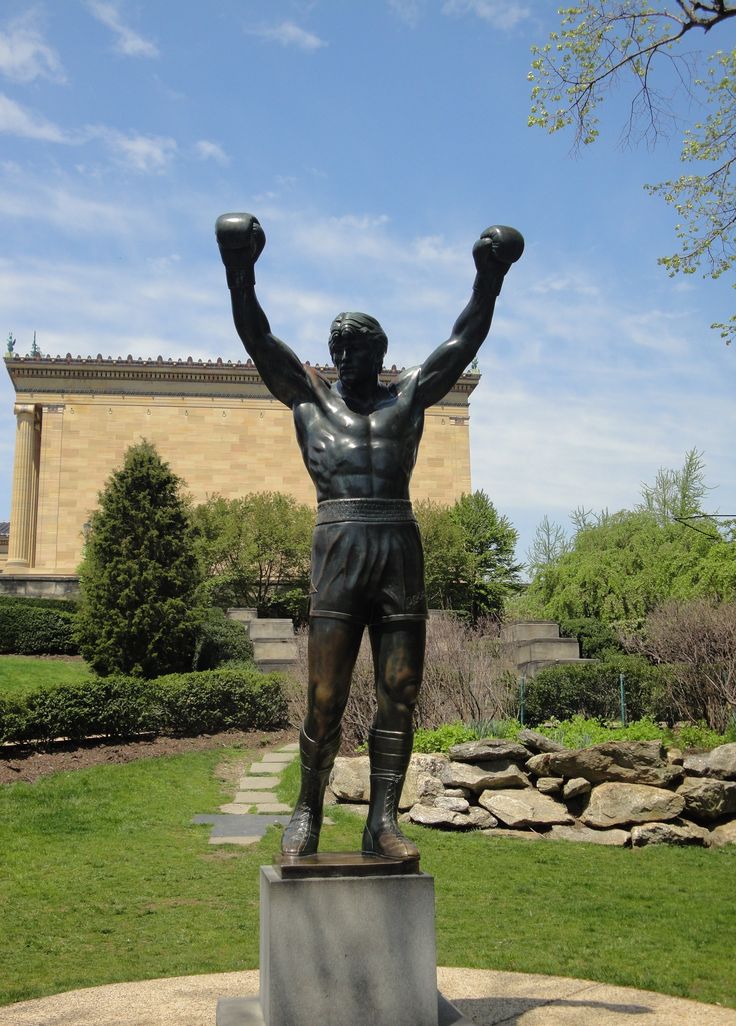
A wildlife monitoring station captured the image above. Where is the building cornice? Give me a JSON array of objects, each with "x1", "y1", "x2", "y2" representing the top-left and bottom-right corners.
[{"x1": 4, "y1": 354, "x2": 480, "y2": 406}]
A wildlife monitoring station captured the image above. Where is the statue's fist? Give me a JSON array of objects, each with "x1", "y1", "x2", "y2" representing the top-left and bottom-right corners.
[
  {"x1": 215, "y1": 213, "x2": 266, "y2": 281},
  {"x1": 473, "y1": 225, "x2": 524, "y2": 275}
]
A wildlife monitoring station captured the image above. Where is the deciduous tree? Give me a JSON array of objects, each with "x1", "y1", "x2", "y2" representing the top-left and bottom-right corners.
[{"x1": 529, "y1": 2, "x2": 736, "y2": 343}]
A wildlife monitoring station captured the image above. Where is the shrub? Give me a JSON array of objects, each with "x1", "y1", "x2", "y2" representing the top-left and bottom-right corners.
[
  {"x1": 413, "y1": 723, "x2": 478, "y2": 753},
  {"x1": 0, "y1": 666, "x2": 287, "y2": 744},
  {"x1": 0, "y1": 599, "x2": 78, "y2": 655},
  {"x1": 558, "y1": 617, "x2": 623, "y2": 659},
  {"x1": 523, "y1": 655, "x2": 672, "y2": 725},
  {"x1": 192, "y1": 608, "x2": 254, "y2": 670},
  {"x1": 0, "y1": 596, "x2": 77, "y2": 613}
]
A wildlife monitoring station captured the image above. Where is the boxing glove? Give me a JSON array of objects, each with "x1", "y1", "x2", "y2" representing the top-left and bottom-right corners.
[{"x1": 215, "y1": 212, "x2": 266, "y2": 287}]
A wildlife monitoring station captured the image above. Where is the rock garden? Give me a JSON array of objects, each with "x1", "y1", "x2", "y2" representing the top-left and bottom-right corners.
[{"x1": 328, "y1": 730, "x2": 736, "y2": 848}]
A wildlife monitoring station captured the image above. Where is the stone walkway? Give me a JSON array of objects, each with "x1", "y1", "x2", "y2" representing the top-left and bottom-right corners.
[{"x1": 191, "y1": 742, "x2": 298, "y2": 846}]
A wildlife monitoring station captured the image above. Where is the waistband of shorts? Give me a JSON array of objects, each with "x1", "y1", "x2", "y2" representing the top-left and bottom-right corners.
[{"x1": 316, "y1": 498, "x2": 416, "y2": 525}]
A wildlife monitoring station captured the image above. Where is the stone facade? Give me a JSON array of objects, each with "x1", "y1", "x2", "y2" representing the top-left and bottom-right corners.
[{"x1": 3, "y1": 354, "x2": 478, "y2": 578}]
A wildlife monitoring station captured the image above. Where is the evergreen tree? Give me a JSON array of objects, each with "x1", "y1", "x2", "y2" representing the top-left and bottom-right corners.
[{"x1": 76, "y1": 440, "x2": 201, "y2": 677}]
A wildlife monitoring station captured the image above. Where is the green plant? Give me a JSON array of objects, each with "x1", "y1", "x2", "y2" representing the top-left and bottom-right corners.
[
  {"x1": 76, "y1": 440, "x2": 201, "y2": 678},
  {"x1": 192, "y1": 607, "x2": 254, "y2": 670},
  {"x1": 413, "y1": 723, "x2": 478, "y2": 753},
  {"x1": 465, "y1": 717, "x2": 522, "y2": 740},
  {"x1": 0, "y1": 599, "x2": 78, "y2": 655},
  {"x1": 524, "y1": 655, "x2": 671, "y2": 725},
  {"x1": 558, "y1": 617, "x2": 623, "y2": 659},
  {"x1": 0, "y1": 666, "x2": 287, "y2": 744}
]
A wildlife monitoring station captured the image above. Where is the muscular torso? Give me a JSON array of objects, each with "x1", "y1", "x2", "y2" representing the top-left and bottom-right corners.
[{"x1": 293, "y1": 367, "x2": 425, "y2": 501}]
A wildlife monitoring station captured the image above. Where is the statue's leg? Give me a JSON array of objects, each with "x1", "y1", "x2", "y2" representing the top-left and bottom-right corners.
[
  {"x1": 281, "y1": 616, "x2": 363, "y2": 856},
  {"x1": 361, "y1": 620, "x2": 425, "y2": 859}
]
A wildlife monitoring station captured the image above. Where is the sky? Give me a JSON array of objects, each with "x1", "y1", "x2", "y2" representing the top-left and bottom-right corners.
[{"x1": 0, "y1": 0, "x2": 734, "y2": 568}]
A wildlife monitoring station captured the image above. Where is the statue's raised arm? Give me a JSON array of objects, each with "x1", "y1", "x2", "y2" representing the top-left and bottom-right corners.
[
  {"x1": 215, "y1": 213, "x2": 310, "y2": 408},
  {"x1": 415, "y1": 225, "x2": 524, "y2": 410}
]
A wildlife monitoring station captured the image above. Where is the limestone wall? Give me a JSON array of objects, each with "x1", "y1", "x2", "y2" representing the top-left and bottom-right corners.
[{"x1": 3, "y1": 356, "x2": 477, "y2": 575}]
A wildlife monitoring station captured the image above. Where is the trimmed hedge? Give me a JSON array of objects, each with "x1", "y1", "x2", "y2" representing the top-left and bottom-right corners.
[
  {"x1": 193, "y1": 607, "x2": 254, "y2": 670},
  {"x1": 0, "y1": 666, "x2": 288, "y2": 744},
  {"x1": 0, "y1": 598, "x2": 78, "y2": 655},
  {"x1": 524, "y1": 655, "x2": 673, "y2": 725}
]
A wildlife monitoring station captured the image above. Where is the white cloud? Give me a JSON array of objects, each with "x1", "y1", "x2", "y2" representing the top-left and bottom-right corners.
[
  {"x1": 0, "y1": 174, "x2": 149, "y2": 235},
  {"x1": 0, "y1": 93, "x2": 68, "y2": 142},
  {"x1": 441, "y1": 0, "x2": 530, "y2": 30},
  {"x1": 0, "y1": 12, "x2": 65, "y2": 83},
  {"x1": 96, "y1": 128, "x2": 177, "y2": 172},
  {"x1": 86, "y1": 1, "x2": 159, "y2": 58},
  {"x1": 250, "y1": 22, "x2": 327, "y2": 51},
  {"x1": 388, "y1": 0, "x2": 424, "y2": 26},
  {"x1": 195, "y1": 139, "x2": 229, "y2": 165}
]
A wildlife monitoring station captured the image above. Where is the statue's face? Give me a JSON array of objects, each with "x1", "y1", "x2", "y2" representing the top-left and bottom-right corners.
[{"x1": 331, "y1": 332, "x2": 382, "y2": 387}]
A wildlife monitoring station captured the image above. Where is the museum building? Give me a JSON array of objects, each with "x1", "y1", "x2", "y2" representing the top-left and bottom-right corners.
[{"x1": 1, "y1": 353, "x2": 479, "y2": 595}]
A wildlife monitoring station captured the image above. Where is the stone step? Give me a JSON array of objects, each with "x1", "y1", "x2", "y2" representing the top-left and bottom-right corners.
[
  {"x1": 238, "y1": 775, "x2": 280, "y2": 789},
  {"x1": 249, "y1": 619, "x2": 296, "y2": 640},
  {"x1": 501, "y1": 620, "x2": 561, "y2": 644}
]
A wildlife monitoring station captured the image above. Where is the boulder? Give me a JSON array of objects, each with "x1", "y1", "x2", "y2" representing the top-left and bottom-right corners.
[
  {"x1": 526, "y1": 740, "x2": 682, "y2": 787},
  {"x1": 536, "y1": 777, "x2": 564, "y2": 796},
  {"x1": 545, "y1": 824, "x2": 630, "y2": 847},
  {"x1": 682, "y1": 753, "x2": 710, "y2": 777},
  {"x1": 414, "y1": 773, "x2": 445, "y2": 806},
  {"x1": 439, "y1": 760, "x2": 529, "y2": 792},
  {"x1": 709, "y1": 821, "x2": 736, "y2": 847},
  {"x1": 666, "y1": 748, "x2": 684, "y2": 766},
  {"x1": 700, "y1": 743, "x2": 736, "y2": 781},
  {"x1": 677, "y1": 778, "x2": 736, "y2": 822},
  {"x1": 408, "y1": 804, "x2": 468, "y2": 829},
  {"x1": 330, "y1": 756, "x2": 369, "y2": 802},
  {"x1": 467, "y1": 806, "x2": 497, "y2": 829},
  {"x1": 448, "y1": 738, "x2": 531, "y2": 763},
  {"x1": 478, "y1": 789, "x2": 574, "y2": 828},
  {"x1": 563, "y1": 777, "x2": 591, "y2": 801},
  {"x1": 434, "y1": 795, "x2": 470, "y2": 813},
  {"x1": 330, "y1": 753, "x2": 448, "y2": 810},
  {"x1": 580, "y1": 782, "x2": 685, "y2": 828},
  {"x1": 517, "y1": 728, "x2": 566, "y2": 753},
  {"x1": 480, "y1": 826, "x2": 544, "y2": 841},
  {"x1": 630, "y1": 821, "x2": 710, "y2": 847}
]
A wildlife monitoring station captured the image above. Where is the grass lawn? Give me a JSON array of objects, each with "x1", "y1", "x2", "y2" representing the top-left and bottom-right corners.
[
  {"x1": 0, "y1": 655, "x2": 90, "y2": 700},
  {"x1": 1, "y1": 751, "x2": 735, "y2": 1010}
]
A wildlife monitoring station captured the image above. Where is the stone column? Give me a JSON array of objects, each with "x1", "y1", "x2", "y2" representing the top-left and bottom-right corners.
[{"x1": 6, "y1": 404, "x2": 40, "y2": 570}]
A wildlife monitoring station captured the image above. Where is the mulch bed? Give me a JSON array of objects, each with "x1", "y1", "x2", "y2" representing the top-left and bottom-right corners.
[{"x1": 0, "y1": 728, "x2": 297, "y2": 786}]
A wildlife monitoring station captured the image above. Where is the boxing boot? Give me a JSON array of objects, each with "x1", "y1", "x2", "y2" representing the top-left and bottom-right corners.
[
  {"x1": 281, "y1": 724, "x2": 341, "y2": 857},
  {"x1": 362, "y1": 727, "x2": 419, "y2": 860}
]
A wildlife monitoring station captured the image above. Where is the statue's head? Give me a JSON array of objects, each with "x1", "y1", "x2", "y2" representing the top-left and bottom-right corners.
[{"x1": 328, "y1": 312, "x2": 388, "y2": 385}]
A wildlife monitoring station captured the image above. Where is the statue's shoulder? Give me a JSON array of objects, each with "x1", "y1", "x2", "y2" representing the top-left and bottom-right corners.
[{"x1": 393, "y1": 365, "x2": 420, "y2": 395}]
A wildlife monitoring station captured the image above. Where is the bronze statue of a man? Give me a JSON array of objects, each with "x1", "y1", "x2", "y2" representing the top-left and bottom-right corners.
[{"x1": 216, "y1": 214, "x2": 523, "y2": 860}]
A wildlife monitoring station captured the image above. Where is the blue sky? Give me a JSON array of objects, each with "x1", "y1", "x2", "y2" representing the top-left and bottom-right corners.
[{"x1": 1, "y1": 0, "x2": 734, "y2": 566}]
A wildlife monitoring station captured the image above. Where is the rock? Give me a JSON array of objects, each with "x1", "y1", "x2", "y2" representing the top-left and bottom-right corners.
[
  {"x1": 408, "y1": 804, "x2": 467, "y2": 829},
  {"x1": 545, "y1": 824, "x2": 630, "y2": 847},
  {"x1": 677, "y1": 778, "x2": 736, "y2": 822},
  {"x1": 526, "y1": 740, "x2": 682, "y2": 787},
  {"x1": 443, "y1": 787, "x2": 470, "y2": 798},
  {"x1": 330, "y1": 756, "x2": 369, "y2": 802},
  {"x1": 448, "y1": 738, "x2": 531, "y2": 763},
  {"x1": 700, "y1": 743, "x2": 736, "y2": 781},
  {"x1": 467, "y1": 806, "x2": 497, "y2": 829},
  {"x1": 666, "y1": 748, "x2": 684, "y2": 765},
  {"x1": 480, "y1": 826, "x2": 544, "y2": 841},
  {"x1": 709, "y1": 820, "x2": 736, "y2": 847},
  {"x1": 439, "y1": 759, "x2": 529, "y2": 792},
  {"x1": 414, "y1": 773, "x2": 445, "y2": 806},
  {"x1": 536, "y1": 777, "x2": 563, "y2": 796},
  {"x1": 517, "y1": 728, "x2": 566, "y2": 753},
  {"x1": 478, "y1": 789, "x2": 574, "y2": 828},
  {"x1": 434, "y1": 795, "x2": 470, "y2": 813},
  {"x1": 580, "y1": 782, "x2": 685, "y2": 828},
  {"x1": 563, "y1": 777, "x2": 591, "y2": 800},
  {"x1": 330, "y1": 753, "x2": 448, "y2": 809},
  {"x1": 630, "y1": 821, "x2": 710, "y2": 847},
  {"x1": 682, "y1": 753, "x2": 710, "y2": 777}
]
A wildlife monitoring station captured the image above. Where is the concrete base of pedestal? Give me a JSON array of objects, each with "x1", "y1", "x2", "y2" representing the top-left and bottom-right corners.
[
  {"x1": 216, "y1": 990, "x2": 471, "y2": 1026},
  {"x1": 221, "y1": 864, "x2": 451, "y2": 1026}
]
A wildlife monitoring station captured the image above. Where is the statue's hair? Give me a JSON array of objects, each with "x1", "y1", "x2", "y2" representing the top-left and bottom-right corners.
[{"x1": 328, "y1": 312, "x2": 388, "y2": 361}]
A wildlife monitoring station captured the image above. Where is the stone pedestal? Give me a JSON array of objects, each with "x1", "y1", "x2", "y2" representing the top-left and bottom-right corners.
[{"x1": 217, "y1": 863, "x2": 467, "y2": 1026}]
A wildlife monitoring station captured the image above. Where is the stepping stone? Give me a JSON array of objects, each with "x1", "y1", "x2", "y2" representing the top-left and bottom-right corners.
[
  {"x1": 261, "y1": 752, "x2": 296, "y2": 763},
  {"x1": 238, "y1": 775, "x2": 280, "y2": 789},
  {"x1": 278, "y1": 743, "x2": 299, "y2": 752},
  {"x1": 193, "y1": 813, "x2": 290, "y2": 837},
  {"x1": 233, "y1": 790, "x2": 282, "y2": 803},
  {"x1": 251, "y1": 802, "x2": 292, "y2": 814},
  {"x1": 219, "y1": 802, "x2": 292, "y2": 815},
  {"x1": 249, "y1": 761, "x2": 289, "y2": 773}
]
